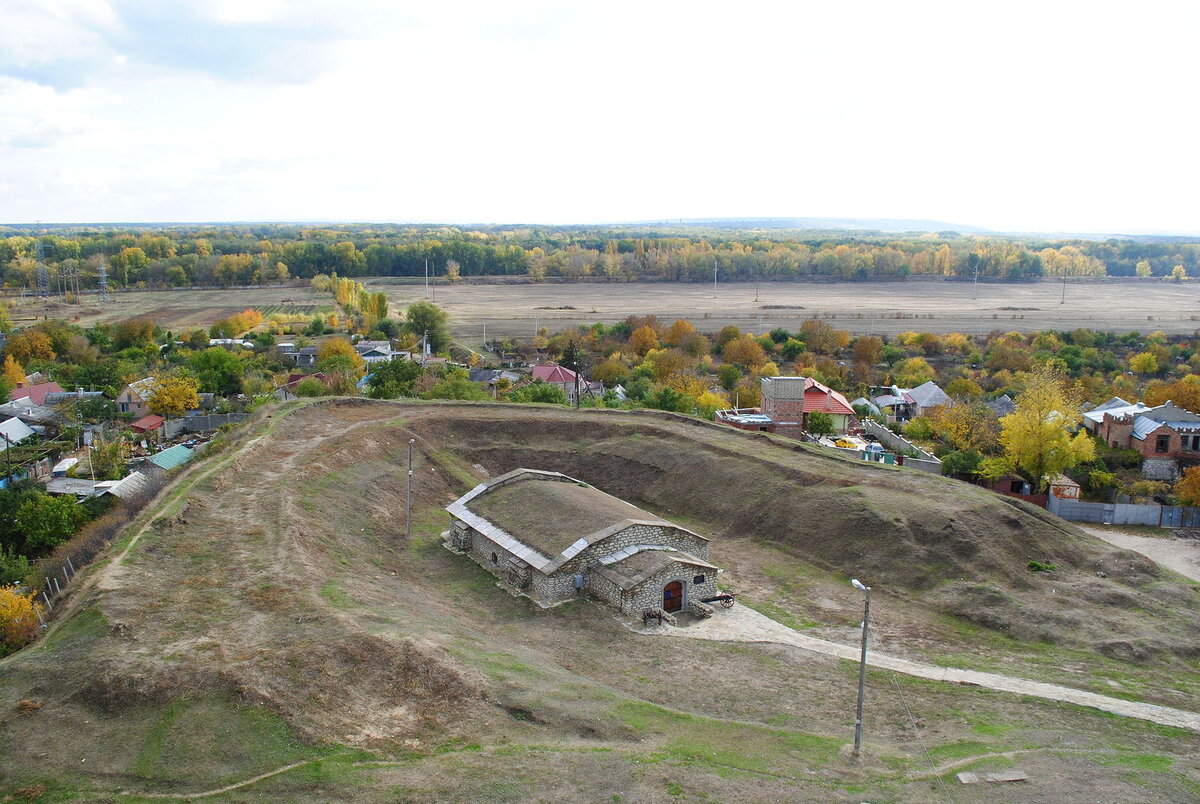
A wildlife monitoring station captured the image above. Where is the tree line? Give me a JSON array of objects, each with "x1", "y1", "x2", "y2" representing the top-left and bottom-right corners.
[{"x1": 3, "y1": 224, "x2": 1200, "y2": 291}]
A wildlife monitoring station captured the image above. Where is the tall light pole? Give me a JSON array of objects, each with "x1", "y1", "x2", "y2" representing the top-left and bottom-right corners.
[
  {"x1": 851, "y1": 578, "x2": 872, "y2": 757},
  {"x1": 406, "y1": 439, "x2": 415, "y2": 541}
]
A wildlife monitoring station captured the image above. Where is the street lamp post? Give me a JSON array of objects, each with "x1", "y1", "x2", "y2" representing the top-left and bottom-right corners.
[
  {"x1": 851, "y1": 578, "x2": 872, "y2": 757},
  {"x1": 406, "y1": 439, "x2": 415, "y2": 541}
]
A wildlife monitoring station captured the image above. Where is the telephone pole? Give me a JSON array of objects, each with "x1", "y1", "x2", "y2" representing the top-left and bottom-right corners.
[{"x1": 406, "y1": 439, "x2": 415, "y2": 541}]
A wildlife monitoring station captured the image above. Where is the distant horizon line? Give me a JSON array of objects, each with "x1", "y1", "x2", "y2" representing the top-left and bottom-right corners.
[{"x1": 2, "y1": 216, "x2": 1199, "y2": 240}]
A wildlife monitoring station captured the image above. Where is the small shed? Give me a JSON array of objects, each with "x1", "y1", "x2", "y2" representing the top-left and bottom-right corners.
[
  {"x1": 51, "y1": 457, "x2": 79, "y2": 477},
  {"x1": 131, "y1": 414, "x2": 166, "y2": 434},
  {"x1": 145, "y1": 444, "x2": 194, "y2": 474}
]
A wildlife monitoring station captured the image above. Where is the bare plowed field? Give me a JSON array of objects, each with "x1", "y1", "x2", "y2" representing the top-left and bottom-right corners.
[{"x1": 372, "y1": 278, "x2": 1200, "y2": 340}]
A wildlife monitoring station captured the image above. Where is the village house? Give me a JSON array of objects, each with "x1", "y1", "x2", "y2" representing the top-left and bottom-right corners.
[
  {"x1": 354, "y1": 339, "x2": 395, "y2": 363},
  {"x1": 870, "y1": 381, "x2": 951, "y2": 422},
  {"x1": 11, "y1": 381, "x2": 65, "y2": 407},
  {"x1": 445, "y1": 469, "x2": 720, "y2": 616},
  {"x1": 530, "y1": 364, "x2": 603, "y2": 405},
  {"x1": 1085, "y1": 398, "x2": 1200, "y2": 480},
  {"x1": 760, "y1": 376, "x2": 856, "y2": 437},
  {"x1": 116, "y1": 377, "x2": 157, "y2": 417}
]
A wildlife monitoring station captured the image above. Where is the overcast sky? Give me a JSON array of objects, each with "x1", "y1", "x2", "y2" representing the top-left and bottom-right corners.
[{"x1": 2, "y1": 1, "x2": 1197, "y2": 234}]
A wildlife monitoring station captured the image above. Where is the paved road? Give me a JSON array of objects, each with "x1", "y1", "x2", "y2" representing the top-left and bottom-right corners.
[
  {"x1": 649, "y1": 606, "x2": 1200, "y2": 733},
  {"x1": 1079, "y1": 526, "x2": 1200, "y2": 583}
]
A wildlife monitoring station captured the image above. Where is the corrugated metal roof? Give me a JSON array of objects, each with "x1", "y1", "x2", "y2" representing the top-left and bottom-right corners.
[
  {"x1": 1132, "y1": 415, "x2": 1167, "y2": 440},
  {"x1": 0, "y1": 417, "x2": 35, "y2": 446},
  {"x1": 906, "y1": 381, "x2": 951, "y2": 409},
  {"x1": 149, "y1": 444, "x2": 194, "y2": 470}
]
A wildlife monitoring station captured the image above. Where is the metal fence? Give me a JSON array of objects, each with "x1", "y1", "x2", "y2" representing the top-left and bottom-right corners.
[
  {"x1": 162, "y1": 413, "x2": 248, "y2": 438},
  {"x1": 1047, "y1": 493, "x2": 1200, "y2": 527}
]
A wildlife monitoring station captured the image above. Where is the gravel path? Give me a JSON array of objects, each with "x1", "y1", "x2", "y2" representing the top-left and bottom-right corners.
[
  {"x1": 648, "y1": 606, "x2": 1200, "y2": 733},
  {"x1": 1079, "y1": 526, "x2": 1200, "y2": 583}
]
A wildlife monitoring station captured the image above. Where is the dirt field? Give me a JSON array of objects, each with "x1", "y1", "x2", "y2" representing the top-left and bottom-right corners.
[
  {"x1": 11, "y1": 277, "x2": 1200, "y2": 339},
  {"x1": 2, "y1": 400, "x2": 1198, "y2": 802},
  {"x1": 370, "y1": 278, "x2": 1200, "y2": 341},
  {"x1": 9, "y1": 285, "x2": 331, "y2": 330}
]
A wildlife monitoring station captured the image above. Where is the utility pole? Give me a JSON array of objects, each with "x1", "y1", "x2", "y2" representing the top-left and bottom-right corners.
[
  {"x1": 406, "y1": 439, "x2": 415, "y2": 541},
  {"x1": 712, "y1": 260, "x2": 718, "y2": 298},
  {"x1": 1061, "y1": 276, "x2": 1067, "y2": 305},
  {"x1": 851, "y1": 579, "x2": 872, "y2": 757},
  {"x1": 1, "y1": 432, "x2": 11, "y2": 487},
  {"x1": 424, "y1": 258, "x2": 429, "y2": 299},
  {"x1": 972, "y1": 265, "x2": 979, "y2": 300}
]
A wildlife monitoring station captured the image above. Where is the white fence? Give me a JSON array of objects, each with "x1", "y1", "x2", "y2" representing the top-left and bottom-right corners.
[{"x1": 862, "y1": 419, "x2": 940, "y2": 462}]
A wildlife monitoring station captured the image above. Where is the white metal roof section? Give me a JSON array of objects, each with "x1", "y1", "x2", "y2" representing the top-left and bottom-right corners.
[
  {"x1": 0, "y1": 417, "x2": 35, "y2": 447},
  {"x1": 1082, "y1": 402, "x2": 1152, "y2": 426},
  {"x1": 1132, "y1": 415, "x2": 1167, "y2": 440},
  {"x1": 597, "y1": 544, "x2": 679, "y2": 565}
]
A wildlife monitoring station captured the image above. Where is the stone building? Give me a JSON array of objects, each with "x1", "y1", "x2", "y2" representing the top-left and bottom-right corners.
[{"x1": 445, "y1": 468, "x2": 720, "y2": 615}]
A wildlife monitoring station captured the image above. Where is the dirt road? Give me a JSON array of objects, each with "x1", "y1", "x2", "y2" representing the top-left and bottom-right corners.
[
  {"x1": 648, "y1": 606, "x2": 1200, "y2": 733},
  {"x1": 1079, "y1": 526, "x2": 1200, "y2": 583}
]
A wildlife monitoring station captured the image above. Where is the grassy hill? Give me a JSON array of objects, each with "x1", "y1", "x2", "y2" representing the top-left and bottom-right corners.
[{"x1": 1, "y1": 399, "x2": 1198, "y2": 802}]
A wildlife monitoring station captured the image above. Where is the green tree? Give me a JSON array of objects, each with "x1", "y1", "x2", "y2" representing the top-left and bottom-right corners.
[
  {"x1": 404, "y1": 301, "x2": 450, "y2": 352},
  {"x1": 295, "y1": 377, "x2": 327, "y2": 397},
  {"x1": 421, "y1": 370, "x2": 488, "y2": 400},
  {"x1": 187, "y1": 347, "x2": 245, "y2": 395},
  {"x1": 365, "y1": 360, "x2": 424, "y2": 399},
  {"x1": 16, "y1": 494, "x2": 87, "y2": 553},
  {"x1": 806, "y1": 411, "x2": 835, "y2": 436},
  {"x1": 507, "y1": 380, "x2": 567, "y2": 405}
]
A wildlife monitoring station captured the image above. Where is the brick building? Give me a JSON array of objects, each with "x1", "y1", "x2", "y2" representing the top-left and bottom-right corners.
[
  {"x1": 760, "y1": 376, "x2": 856, "y2": 438},
  {"x1": 445, "y1": 469, "x2": 719, "y2": 615},
  {"x1": 1087, "y1": 400, "x2": 1200, "y2": 480}
]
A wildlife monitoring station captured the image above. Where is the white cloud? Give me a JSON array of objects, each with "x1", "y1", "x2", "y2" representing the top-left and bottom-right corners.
[{"x1": 1, "y1": 1, "x2": 1199, "y2": 232}]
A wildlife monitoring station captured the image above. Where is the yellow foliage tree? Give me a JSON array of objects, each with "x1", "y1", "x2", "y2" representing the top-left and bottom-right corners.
[
  {"x1": 1144, "y1": 376, "x2": 1200, "y2": 412},
  {"x1": 722, "y1": 335, "x2": 768, "y2": 369},
  {"x1": 1129, "y1": 351, "x2": 1158, "y2": 375},
  {"x1": 147, "y1": 375, "x2": 201, "y2": 417},
  {"x1": 1175, "y1": 466, "x2": 1200, "y2": 507},
  {"x1": 984, "y1": 366, "x2": 1095, "y2": 491},
  {"x1": 930, "y1": 400, "x2": 1000, "y2": 453},
  {"x1": 663, "y1": 319, "x2": 696, "y2": 347},
  {"x1": 0, "y1": 586, "x2": 42, "y2": 654},
  {"x1": 630, "y1": 325, "x2": 660, "y2": 356},
  {"x1": 316, "y1": 338, "x2": 367, "y2": 380},
  {"x1": 2, "y1": 355, "x2": 24, "y2": 388}
]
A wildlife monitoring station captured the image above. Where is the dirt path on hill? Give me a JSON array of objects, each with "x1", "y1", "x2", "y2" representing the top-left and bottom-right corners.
[
  {"x1": 1078, "y1": 526, "x2": 1200, "y2": 583},
  {"x1": 643, "y1": 606, "x2": 1200, "y2": 733}
]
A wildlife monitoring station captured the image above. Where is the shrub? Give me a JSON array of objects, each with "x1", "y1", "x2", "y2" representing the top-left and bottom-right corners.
[
  {"x1": 1027, "y1": 560, "x2": 1057, "y2": 573},
  {"x1": 0, "y1": 586, "x2": 42, "y2": 654}
]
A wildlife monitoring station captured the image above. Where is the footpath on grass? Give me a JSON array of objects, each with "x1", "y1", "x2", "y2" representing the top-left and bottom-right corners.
[{"x1": 642, "y1": 605, "x2": 1200, "y2": 733}]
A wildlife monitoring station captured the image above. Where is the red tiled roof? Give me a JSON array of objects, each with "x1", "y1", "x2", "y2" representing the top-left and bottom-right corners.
[
  {"x1": 800, "y1": 378, "x2": 855, "y2": 416},
  {"x1": 532, "y1": 365, "x2": 578, "y2": 384},
  {"x1": 131, "y1": 414, "x2": 166, "y2": 432},
  {"x1": 11, "y1": 381, "x2": 65, "y2": 406}
]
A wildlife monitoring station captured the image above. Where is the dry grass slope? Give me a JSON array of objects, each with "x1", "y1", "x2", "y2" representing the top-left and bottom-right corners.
[{"x1": 0, "y1": 399, "x2": 1197, "y2": 802}]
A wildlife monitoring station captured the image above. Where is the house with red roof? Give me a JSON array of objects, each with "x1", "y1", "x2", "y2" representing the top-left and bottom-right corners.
[
  {"x1": 530, "y1": 364, "x2": 602, "y2": 405},
  {"x1": 760, "y1": 376, "x2": 857, "y2": 437},
  {"x1": 11, "y1": 381, "x2": 65, "y2": 406},
  {"x1": 130, "y1": 414, "x2": 166, "y2": 435}
]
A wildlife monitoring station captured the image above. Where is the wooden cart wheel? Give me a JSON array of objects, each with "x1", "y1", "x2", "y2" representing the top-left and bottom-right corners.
[{"x1": 721, "y1": 595, "x2": 735, "y2": 609}]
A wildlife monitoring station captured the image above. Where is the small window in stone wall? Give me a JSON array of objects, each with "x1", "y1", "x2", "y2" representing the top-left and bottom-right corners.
[
  {"x1": 694, "y1": 574, "x2": 706, "y2": 585},
  {"x1": 491, "y1": 552, "x2": 498, "y2": 564},
  {"x1": 1156, "y1": 435, "x2": 1171, "y2": 453}
]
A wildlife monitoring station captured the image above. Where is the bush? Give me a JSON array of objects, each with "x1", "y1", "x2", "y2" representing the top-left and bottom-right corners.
[
  {"x1": 941, "y1": 449, "x2": 982, "y2": 477},
  {"x1": 0, "y1": 586, "x2": 42, "y2": 655},
  {"x1": 903, "y1": 417, "x2": 934, "y2": 441},
  {"x1": 1027, "y1": 560, "x2": 1056, "y2": 573}
]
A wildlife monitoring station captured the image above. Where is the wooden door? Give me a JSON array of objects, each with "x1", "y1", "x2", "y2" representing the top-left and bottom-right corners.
[{"x1": 663, "y1": 581, "x2": 683, "y2": 613}]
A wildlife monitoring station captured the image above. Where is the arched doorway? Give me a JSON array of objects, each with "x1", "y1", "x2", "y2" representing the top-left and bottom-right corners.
[{"x1": 663, "y1": 580, "x2": 684, "y2": 613}]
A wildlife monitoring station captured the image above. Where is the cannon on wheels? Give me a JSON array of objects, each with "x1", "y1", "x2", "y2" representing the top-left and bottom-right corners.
[{"x1": 700, "y1": 593, "x2": 737, "y2": 609}]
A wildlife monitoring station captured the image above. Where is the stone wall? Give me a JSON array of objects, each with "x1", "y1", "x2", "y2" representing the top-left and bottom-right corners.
[
  {"x1": 447, "y1": 516, "x2": 715, "y2": 610},
  {"x1": 624, "y1": 562, "x2": 720, "y2": 615},
  {"x1": 1142, "y1": 457, "x2": 1179, "y2": 481}
]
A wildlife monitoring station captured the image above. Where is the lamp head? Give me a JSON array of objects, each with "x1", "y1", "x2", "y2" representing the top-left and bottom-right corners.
[{"x1": 851, "y1": 578, "x2": 868, "y2": 591}]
